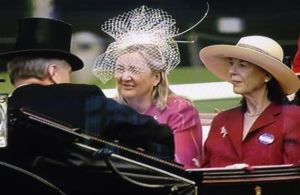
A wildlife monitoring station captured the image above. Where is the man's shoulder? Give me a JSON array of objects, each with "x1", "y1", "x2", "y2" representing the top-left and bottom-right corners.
[
  {"x1": 12, "y1": 83, "x2": 105, "y2": 98},
  {"x1": 31, "y1": 83, "x2": 103, "y2": 95},
  {"x1": 52, "y1": 83, "x2": 100, "y2": 90}
]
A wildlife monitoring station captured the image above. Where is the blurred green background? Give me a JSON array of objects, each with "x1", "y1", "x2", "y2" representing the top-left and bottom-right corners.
[{"x1": 0, "y1": 66, "x2": 241, "y2": 113}]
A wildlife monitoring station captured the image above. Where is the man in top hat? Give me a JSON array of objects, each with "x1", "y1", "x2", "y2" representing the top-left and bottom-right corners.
[
  {"x1": 0, "y1": 17, "x2": 174, "y2": 186},
  {"x1": 1, "y1": 17, "x2": 88, "y2": 130}
]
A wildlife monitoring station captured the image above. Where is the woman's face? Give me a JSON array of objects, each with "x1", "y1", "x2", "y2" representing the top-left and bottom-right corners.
[
  {"x1": 228, "y1": 58, "x2": 270, "y2": 95},
  {"x1": 114, "y1": 52, "x2": 161, "y2": 101}
]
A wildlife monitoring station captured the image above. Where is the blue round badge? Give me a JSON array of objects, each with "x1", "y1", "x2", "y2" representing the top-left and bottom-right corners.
[{"x1": 259, "y1": 133, "x2": 274, "y2": 145}]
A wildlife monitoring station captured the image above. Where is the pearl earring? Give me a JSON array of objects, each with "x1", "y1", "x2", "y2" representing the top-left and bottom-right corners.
[{"x1": 264, "y1": 78, "x2": 270, "y2": 83}]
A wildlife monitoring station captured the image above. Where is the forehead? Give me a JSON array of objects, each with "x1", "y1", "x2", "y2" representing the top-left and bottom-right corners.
[
  {"x1": 116, "y1": 52, "x2": 148, "y2": 67},
  {"x1": 230, "y1": 58, "x2": 268, "y2": 73},
  {"x1": 229, "y1": 58, "x2": 257, "y2": 66},
  {"x1": 229, "y1": 58, "x2": 249, "y2": 62}
]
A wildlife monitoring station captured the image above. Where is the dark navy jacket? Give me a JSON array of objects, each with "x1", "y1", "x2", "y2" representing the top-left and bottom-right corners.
[{"x1": 4, "y1": 83, "x2": 174, "y2": 167}]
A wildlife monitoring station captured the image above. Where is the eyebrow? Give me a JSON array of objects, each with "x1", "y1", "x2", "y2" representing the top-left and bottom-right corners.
[{"x1": 229, "y1": 58, "x2": 249, "y2": 63}]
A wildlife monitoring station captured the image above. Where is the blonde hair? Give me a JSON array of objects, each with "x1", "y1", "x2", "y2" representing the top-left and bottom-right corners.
[{"x1": 152, "y1": 71, "x2": 173, "y2": 110}]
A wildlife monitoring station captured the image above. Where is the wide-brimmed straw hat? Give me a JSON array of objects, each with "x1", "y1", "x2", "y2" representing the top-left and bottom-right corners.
[
  {"x1": 199, "y1": 35, "x2": 299, "y2": 95},
  {"x1": 0, "y1": 17, "x2": 83, "y2": 71}
]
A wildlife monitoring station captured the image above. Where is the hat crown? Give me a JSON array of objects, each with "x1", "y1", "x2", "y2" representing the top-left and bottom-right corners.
[
  {"x1": 237, "y1": 36, "x2": 283, "y2": 62},
  {"x1": 15, "y1": 17, "x2": 72, "y2": 51},
  {"x1": 0, "y1": 17, "x2": 84, "y2": 71}
]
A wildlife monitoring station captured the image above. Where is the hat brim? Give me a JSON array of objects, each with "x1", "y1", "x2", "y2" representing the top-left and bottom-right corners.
[
  {"x1": 0, "y1": 49, "x2": 83, "y2": 71},
  {"x1": 199, "y1": 45, "x2": 300, "y2": 95}
]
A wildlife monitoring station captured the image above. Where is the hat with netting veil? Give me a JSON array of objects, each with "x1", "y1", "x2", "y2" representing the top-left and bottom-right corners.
[
  {"x1": 92, "y1": 4, "x2": 209, "y2": 83},
  {"x1": 92, "y1": 6, "x2": 181, "y2": 83}
]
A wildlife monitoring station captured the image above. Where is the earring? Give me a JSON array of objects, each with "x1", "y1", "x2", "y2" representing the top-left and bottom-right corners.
[{"x1": 264, "y1": 78, "x2": 270, "y2": 83}]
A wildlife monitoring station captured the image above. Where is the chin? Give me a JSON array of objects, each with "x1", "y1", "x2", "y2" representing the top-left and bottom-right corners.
[
  {"x1": 120, "y1": 91, "x2": 136, "y2": 99},
  {"x1": 233, "y1": 88, "x2": 244, "y2": 95}
]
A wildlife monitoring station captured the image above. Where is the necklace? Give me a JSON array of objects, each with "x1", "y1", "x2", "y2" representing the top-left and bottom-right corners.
[
  {"x1": 245, "y1": 101, "x2": 271, "y2": 118},
  {"x1": 245, "y1": 111, "x2": 263, "y2": 117}
]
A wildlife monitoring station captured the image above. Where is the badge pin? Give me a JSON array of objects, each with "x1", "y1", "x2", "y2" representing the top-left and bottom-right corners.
[
  {"x1": 259, "y1": 133, "x2": 274, "y2": 145},
  {"x1": 220, "y1": 126, "x2": 228, "y2": 138}
]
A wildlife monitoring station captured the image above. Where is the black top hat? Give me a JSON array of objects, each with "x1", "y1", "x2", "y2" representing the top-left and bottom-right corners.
[{"x1": 0, "y1": 17, "x2": 83, "y2": 71}]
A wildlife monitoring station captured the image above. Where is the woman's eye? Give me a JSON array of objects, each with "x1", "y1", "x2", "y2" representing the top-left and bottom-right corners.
[
  {"x1": 240, "y1": 62, "x2": 248, "y2": 67},
  {"x1": 115, "y1": 66, "x2": 125, "y2": 73},
  {"x1": 129, "y1": 66, "x2": 142, "y2": 74}
]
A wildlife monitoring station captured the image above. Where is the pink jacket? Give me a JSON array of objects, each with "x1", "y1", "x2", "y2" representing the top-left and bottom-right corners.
[
  {"x1": 202, "y1": 103, "x2": 300, "y2": 168},
  {"x1": 145, "y1": 96, "x2": 202, "y2": 168}
]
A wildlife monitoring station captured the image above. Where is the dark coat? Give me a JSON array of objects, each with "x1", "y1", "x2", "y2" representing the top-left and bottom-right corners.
[
  {"x1": 8, "y1": 83, "x2": 105, "y2": 134},
  {"x1": 8, "y1": 83, "x2": 173, "y2": 141},
  {"x1": 4, "y1": 83, "x2": 174, "y2": 168},
  {"x1": 0, "y1": 83, "x2": 178, "y2": 194}
]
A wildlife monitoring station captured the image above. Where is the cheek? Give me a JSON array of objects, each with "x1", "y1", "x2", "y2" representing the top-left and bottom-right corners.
[
  {"x1": 139, "y1": 73, "x2": 155, "y2": 84},
  {"x1": 246, "y1": 73, "x2": 265, "y2": 85},
  {"x1": 132, "y1": 74, "x2": 153, "y2": 88},
  {"x1": 243, "y1": 76, "x2": 265, "y2": 93}
]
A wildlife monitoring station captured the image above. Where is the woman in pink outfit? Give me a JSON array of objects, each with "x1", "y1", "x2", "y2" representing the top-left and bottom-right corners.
[
  {"x1": 92, "y1": 6, "x2": 203, "y2": 168},
  {"x1": 144, "y1": 95, "x2": 202, "y2": 168},
  {"x1": 113, "y1": 45, "x2": 202, "y2": 169}
]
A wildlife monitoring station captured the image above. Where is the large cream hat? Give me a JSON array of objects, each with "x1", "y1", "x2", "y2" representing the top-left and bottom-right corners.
[{"x1": 199, "y1": 35, "x2": 299, "y2": 95}]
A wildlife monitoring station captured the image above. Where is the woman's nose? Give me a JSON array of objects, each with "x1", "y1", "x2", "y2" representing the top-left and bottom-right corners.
[
  {"x1": 120, "y1": 71, "x2": 132, "y2": 80},
  {"x1": 229, "y1": 65, "x2": 234, "y2": 73},
  {"x1": 229, "y1": 63, "x2": 237, "y2": 74},
  {"x1": 229, "y1": 66, "x2": 239, "y2": 79}
]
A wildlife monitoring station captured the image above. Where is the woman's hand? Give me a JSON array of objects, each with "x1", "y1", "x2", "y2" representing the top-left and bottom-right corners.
[{"x1": 225, "y1": 163, "x2": 250, "y2": 169}]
